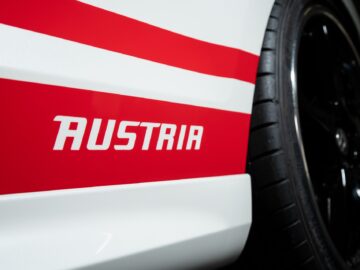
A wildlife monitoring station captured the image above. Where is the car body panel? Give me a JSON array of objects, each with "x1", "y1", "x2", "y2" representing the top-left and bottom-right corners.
[
  {"x1": 0, "y1": 0, "x2": 274, "y2": 269},
  {"x1": 0, "y1": 175, "x2": 251, "y2": 270}
]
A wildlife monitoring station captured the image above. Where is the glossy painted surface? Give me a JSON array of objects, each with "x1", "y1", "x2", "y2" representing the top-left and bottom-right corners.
[
  {"x1": 0, "y1": 23, "x2": 254, "y2": 113},
  {"x1": 0, "y1": 175, "x2": 251, "y2": 270},
  {"x1": 0, "y1": 78, "x2": 250, "y2": 194},
  {"x1": 80, "y1": 0, "x2": 273, "y2": 54},
  {"x1": 0, "y1": 0, "x2": 274, "y2": 268}
]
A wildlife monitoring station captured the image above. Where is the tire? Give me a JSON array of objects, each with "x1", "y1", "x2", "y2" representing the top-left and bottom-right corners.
[{"x1": 244, "y1": 0, "x2": 360, "y2": 270}]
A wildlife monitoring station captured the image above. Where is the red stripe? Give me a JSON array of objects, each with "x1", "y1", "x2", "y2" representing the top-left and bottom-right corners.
[
  {"x1": 0, "y1": 0, "x2": 258, "y2": 84},
  {"x1": 0, "y1": 79, "x2": 250, "y2": 195}
]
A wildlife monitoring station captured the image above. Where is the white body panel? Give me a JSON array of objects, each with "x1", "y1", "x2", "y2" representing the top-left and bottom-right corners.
[
  {"x1": 1, "y1": 175, "x2": 251, "y2": 270},
  {"x1": 81, "y1": 0, "x2": 274, "y2": 54},
  {"x1": 0, "y1": 24, "x2": 254, "y2": 113},
  {"x1": 0, "y1": 0, "x2": 274, "y2": 269}
]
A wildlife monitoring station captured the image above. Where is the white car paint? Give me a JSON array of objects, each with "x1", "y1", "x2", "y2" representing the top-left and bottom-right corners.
[
  {"x1": 0, "y1": 24, "x2": 254, "y2": 114},
  {"x1": 0, "y1": 175, "x2": 251, "y2": 270},
  {"x1": 80, "y1": 0, "x2": 274, "y2": 54},
  {"x1": 0, "y1": 0, "x2": 275, "y2": 269}
]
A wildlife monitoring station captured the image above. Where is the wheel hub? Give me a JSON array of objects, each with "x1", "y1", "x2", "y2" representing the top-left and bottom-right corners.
[{"x1": 335, "y1": 128, "x2": 349, "y2": 155}]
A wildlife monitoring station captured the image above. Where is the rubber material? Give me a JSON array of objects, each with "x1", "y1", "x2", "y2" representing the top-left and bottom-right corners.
[{"x1": 243, "y1": 1, "x2": 360, "y2": 269}]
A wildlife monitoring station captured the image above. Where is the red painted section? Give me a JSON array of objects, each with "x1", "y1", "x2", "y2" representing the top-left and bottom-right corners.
[
  {"x1": 0, "y1": 0, "x2": 258, "y2": 84},
  {"x1": 0, "y1": 79, "x2": 251, "y2": 194}
]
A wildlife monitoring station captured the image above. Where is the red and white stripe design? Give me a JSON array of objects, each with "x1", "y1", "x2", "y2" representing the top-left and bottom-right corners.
[
  {"x1": 0, "y1": 0, "x2": 272, "y2": 195},
  {"x1": 0, "y1": 0, "x2": 259, "y2": 83}
]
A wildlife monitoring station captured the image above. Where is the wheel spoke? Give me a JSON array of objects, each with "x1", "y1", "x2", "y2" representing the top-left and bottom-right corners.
[
  {"x1": 297, "y1": 12, "x2": 360, "y2": 264},
  {"x1": 300, "y1": 96, "x2": 338, "y2": 134}
]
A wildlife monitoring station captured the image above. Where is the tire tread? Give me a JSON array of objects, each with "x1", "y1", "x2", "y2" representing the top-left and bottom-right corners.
[{"x1": 242, "y1": 1, "x2": 322, "y2": 269}]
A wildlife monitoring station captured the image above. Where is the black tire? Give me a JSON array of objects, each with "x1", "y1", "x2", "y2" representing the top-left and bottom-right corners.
[{"x1": 244, "y1": 0, "x2": 360, "y2": 270}]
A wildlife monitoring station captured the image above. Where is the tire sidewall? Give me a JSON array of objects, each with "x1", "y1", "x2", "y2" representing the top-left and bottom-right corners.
[{"x1": 277, "y1": 1, "x2": 353, "y2": 269}]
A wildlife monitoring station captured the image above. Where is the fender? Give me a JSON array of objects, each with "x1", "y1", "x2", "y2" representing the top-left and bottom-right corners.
[{"x1": 0, "y1": 1, "x2": 275, "y2": 269}]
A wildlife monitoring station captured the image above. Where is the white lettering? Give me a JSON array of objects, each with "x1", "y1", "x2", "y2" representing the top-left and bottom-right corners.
[
  {"x1": 53, "y1": 116, "x2": 204, "y2": 151},
  {"x1": 176, "y1": 125, "x2": 187, "y2": 150},
  {"x1": 53, "y1": 115, "x2": 87, "y2": 150},
  {"x1": 156, "y1": 124, "x2": 177, "y2": 150},
  {"x1": 186, "y1": 126, "x2": 203, "y2": 150},
  {"x1": 87, "y1": 118, "x2": 116, "y2": 150},
  {"x1": 140, "y1": 122, "x2": 161, "y2": 150},
  {"x1": 114, "y1": 121, "x2": 140, "y2": 150}
]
